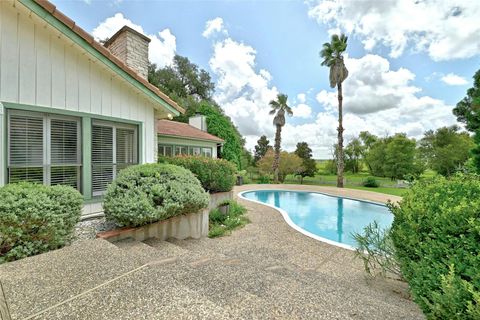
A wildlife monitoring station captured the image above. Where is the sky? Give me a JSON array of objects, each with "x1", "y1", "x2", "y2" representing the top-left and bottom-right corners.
[{"x1": 54, "y1": 0, "x2": 480, "y2": 158}]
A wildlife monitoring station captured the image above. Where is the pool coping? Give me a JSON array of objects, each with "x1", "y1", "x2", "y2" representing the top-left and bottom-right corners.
[{"x1": 238, "y1": 189, "x2": 392, "y2": 251}]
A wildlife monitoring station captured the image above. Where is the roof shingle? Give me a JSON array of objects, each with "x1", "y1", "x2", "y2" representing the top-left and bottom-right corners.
[{"x1": 157, "y1": 120, "x2": 224, "y2": 143}]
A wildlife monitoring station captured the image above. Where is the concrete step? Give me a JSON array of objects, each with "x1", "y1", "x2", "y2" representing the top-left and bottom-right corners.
[
  {"x1": 0, "y1": 239, "x2": 145, "y2": 320},
  {"x1": 142, "y1": 237, "x2": 192, "y2": 257}
]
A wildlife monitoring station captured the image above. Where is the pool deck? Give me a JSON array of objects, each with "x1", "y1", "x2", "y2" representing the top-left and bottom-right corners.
[{"x1": 0, "y1": 184, "x2": 422, "y2": 319}]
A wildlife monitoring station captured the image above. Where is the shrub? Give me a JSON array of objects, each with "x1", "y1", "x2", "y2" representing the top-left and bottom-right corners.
[
  {"x1": 208, "y1": 200, "x2": 249, "y2": 238},
  {"x1": 159, "y1": 156, "x2": 236, "y2": 193},
  {"x1": 353, "y1": 221, "x2": 402, "y2": 278},
  {"x1": 0, "y1": 182, "x2": 83, "y2": 263},
  {"x1": 363, "y1": 176, "x2": 379, "y2": 188},
  {"x1": 237, "y1": 170, "x2": 252, "y2": 184},
  {"x1": 104, "y1": 163, "x2": 209, "y2": 227},
  {"x1": 390, "y1": 174, "x2": 480, "y2": 319},
  {"x1": 257, "y1": 175, "x2": 271, "y2": 184}
]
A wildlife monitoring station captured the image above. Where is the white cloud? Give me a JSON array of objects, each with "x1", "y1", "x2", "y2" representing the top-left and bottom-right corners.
[
  {"x1": 307, "y1": 0, "x2": 480, "y2": 61},
  {"x1": 313, "y1": 54, "x2": 457, "y2": 153},
  {"x1": 202, "y1": 17, "x2": 227, "y2": 38},
  {"x1": 208, "y1": 25, "x2": 456, "y2": 158},
  {"x1": 316, "y1": 54, "x2": 420, "y2": 115},
  {"x1": 291, "y1": 103, "x2": 312, "y2": 118},
  {"x1": 441, "y1": 73, "x2": 469, "y2": 86},
  {"x1": 92, "y1": 13, "x2": 176, "y2": 68},
  {"x1": 297, "y1": 93, "x2": 306, "y2": 103},
  {"x1": 210, "y1": 38, "x2": 279, "y2": 139}
]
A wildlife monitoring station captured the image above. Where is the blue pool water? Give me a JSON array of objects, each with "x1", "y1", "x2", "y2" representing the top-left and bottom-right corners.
[{"x1": 242, "y1": 190, "x2": 393, "y2": 248}]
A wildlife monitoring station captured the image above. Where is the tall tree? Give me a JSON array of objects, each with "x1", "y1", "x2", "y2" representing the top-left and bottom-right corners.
[
  {"x1": 320, "y1": 34, "x2": 349, "y2": 188},
  {"x1": 148, "y1": 55, "x2": 215, "y2": 101},
  {"x1": 254, "y1": 135, "x2": 271, "y2": 164},
  {"x1": 358, "y1": 131, "x2": 378, "y2": 172},
  {"x1": 257, "y1": 150, "x2": 303, "y2": 183},
  {"x1": 269, "y1": 93, "x2": 293, "y2": 183},
  {"x1": 419, "y1": 126, "x2": 474, "y2": 176},
  {"x1": 453, "y1": 69, "x2": 480, "y2": 171},
  {"x1": 344, "y1": 138, "x2": 362, "y2": 173},
  {"x1": 294, "y1": 142, "x2": 317, "y2": 183}
]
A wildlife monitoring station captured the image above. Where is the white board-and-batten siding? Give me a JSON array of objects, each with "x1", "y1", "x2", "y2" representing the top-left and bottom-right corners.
[{"x1": 0, "y1": 1, "x2": 159, "y2": 187}]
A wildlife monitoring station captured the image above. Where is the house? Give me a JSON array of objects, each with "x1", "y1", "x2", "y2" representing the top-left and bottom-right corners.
[
  {"x1": 157, "y1": 115, "x2": 224, "y2": 158},
  {"x1": 0, "y1": 0, "x2": 185, "y2": 218}
]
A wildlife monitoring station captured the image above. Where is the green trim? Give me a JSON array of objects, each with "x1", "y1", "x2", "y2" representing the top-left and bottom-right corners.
[
  {"x1": 84, "y1": 195, "x2": 104, "y2": 205},
  {"x1": 3, "y1": 102, "x2": 142, "y2": 125},
  {"x1": 2, "y1": 105, "x2": 7, "y2": 185},
  {"x1": 3, "y1": 103, "x2": 144, "y2": 199},
  {"x1": 158, "y1": 143, "x2": 213, "y2": 158},
  {"x1": 81, "y1": 117, "x2": 92, "y2": 200},
  {"x1": 139, "y1": 122, "x2": 144, "y2": 164},
  {"x1": 18, "y1": 0, "x2": 180, "y2": 117}
]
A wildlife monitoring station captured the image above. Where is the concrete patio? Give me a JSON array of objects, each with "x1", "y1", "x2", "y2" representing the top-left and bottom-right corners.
[{"x1": 0, "y1": 185, "x2": 423, "y2": 319}]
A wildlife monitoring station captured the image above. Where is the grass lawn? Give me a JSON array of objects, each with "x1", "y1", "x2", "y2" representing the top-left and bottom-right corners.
[
  {"x1": 247, "y1": 163, "x2": 438, "y2": 197},
  {"x1": 347, "y1": 185, "x2": 408, "y2": 197}
]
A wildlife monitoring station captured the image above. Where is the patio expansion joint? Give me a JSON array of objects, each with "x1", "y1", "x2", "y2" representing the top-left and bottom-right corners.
[{"x1": 22, "y1": 263, "x2": 151, "y2": 320}]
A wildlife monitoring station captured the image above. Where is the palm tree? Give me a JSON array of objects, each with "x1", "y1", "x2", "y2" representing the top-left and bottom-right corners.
[
  {"x1": 320, "y1": 34, "x2": 349, "y2": 188},
  {"x1": 269, "y1": 93, "x2": 293, "y2": 183}
]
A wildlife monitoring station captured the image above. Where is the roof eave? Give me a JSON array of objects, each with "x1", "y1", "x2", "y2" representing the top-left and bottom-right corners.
[
  {"x1": 157, "y1": 133, "x2": 224, "y2": 144},
  {"x1": 23, "y1": 0, "x2": 184, "y2": 116}
]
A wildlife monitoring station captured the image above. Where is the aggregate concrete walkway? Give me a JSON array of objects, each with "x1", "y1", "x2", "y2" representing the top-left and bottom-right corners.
[{"x1": 0, "y1": 185, "x2": 422, "y2": 319}]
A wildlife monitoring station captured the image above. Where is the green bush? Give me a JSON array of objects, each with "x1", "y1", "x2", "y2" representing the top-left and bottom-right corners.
[
  {"x1": 237, "y1": 170, "x2": 252, "y2": 184},
  {"x1": 390, "y1": 174, "x2": 480, "y2": 319},
  {"x1": 257, "y1": 175, "x2": 271, "y2": 184},
  {"x1": 353, "y1": 221, "x2": 402, "y2": 278},
  {"x1": 363, "y1": 176, "x2": 379, "y2": 188},
  {"x1": 208, "y1": 200, "x2": 249, "y2": 238},
  {"x1": 104, "y1": 163, "x2": 209, "y2": 227},
  {"x1": 159, "y1": 156, "x2": 236, "y2": 193},
  {"x1": 0, "y1": 182, "x2": 83, "y2": 263}
]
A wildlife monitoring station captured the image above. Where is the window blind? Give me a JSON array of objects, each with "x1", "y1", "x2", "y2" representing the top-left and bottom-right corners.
[
  {"x1": 7, "y1": 111, "x2": 82, "y2": 190},
  {"x1": 92, "y1": 125, "x2": 114, "y2": 194},
  {"x1": 92, "y1": 122, "x2": 137, "y2": 195},
  {"x1": 50, "y1": 119, "x2": 80, "y2": 189}
]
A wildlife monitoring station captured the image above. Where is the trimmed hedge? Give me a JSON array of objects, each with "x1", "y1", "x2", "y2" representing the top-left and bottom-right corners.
[
  {"x1": 390, "y1": 174, "x2": 480, "y2": 319},
  {"x1": 0, "y1": 182, "x2": 83, "y2": 263},
  {"x1": 159, "y1": 156, "x2": 236, "y2": 193},
  {"x1": 362, "y1": 176, "x2": 379, "y2": 188},
  {"x1": 104, "y1": 163, "x2": 209, "y2": 227}
]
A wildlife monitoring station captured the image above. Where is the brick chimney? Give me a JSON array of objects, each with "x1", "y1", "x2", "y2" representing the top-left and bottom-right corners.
[{"x1": 104, "y1": 26, "x2": 150, "y2": 79}]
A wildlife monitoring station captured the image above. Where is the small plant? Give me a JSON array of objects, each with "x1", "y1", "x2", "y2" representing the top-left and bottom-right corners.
[
  {"x1": 208, "y1": 200, "x2": 249, "y2": 238},
  {"x1": 159, "y1": 156, "x2": 236, "y2": 193},
  {"x1": 353, "y1": 221, "x2": 402, "y2": 278},
  {"x1": 104, "y1": 163, "x2": 209, "y2": 227},
  {"x1": 0, "y1": 182, "x2": 83, "y2": 263},
  {"x1": 362, "y1": 176, "x2": 379, "y2": 188},
  {"x1": 257, "y1": 175, "x2": 271, "y2": 184}
]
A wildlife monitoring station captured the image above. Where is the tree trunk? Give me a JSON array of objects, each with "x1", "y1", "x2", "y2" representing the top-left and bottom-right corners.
[
  {"x1": 272, "y1": 125, "x2": 282, "y2": 183},
  {"x1": 337, "y1": 82, "x2": 345, "y2": 188}
]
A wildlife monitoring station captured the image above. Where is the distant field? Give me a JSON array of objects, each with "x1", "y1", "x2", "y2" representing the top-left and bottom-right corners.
[{"x1": 248, "y1": 160, "x2": 437, "y2": 197}]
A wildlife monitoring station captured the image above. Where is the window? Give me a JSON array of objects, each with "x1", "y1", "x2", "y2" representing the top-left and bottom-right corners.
[
  {"x1": 92, "y1": 121, "x2": 137, "y2": 196},
  {"x1": 202, "y1": 147, "x2": 212, "y2": 158},
  {"x1": 158, "y1": 143, "x2": 213, "y2": 158},
  {"x1": 7, "y1": 110, "x2": 81, "y2": 190},
  {"x1": 189, "y1": 146, "x2": 201, "y2": 156},
  {"x1": 175, "y1": 145, "x2": 187, "y2": 156},
  {"x1": 165, "y1": 145, "x2": 172, "y2": 156}
]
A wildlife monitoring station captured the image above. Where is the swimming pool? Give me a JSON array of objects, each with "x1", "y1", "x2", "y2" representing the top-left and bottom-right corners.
[{"x1": 240, "y1": 190, "x2": 393, "y2": 249}]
